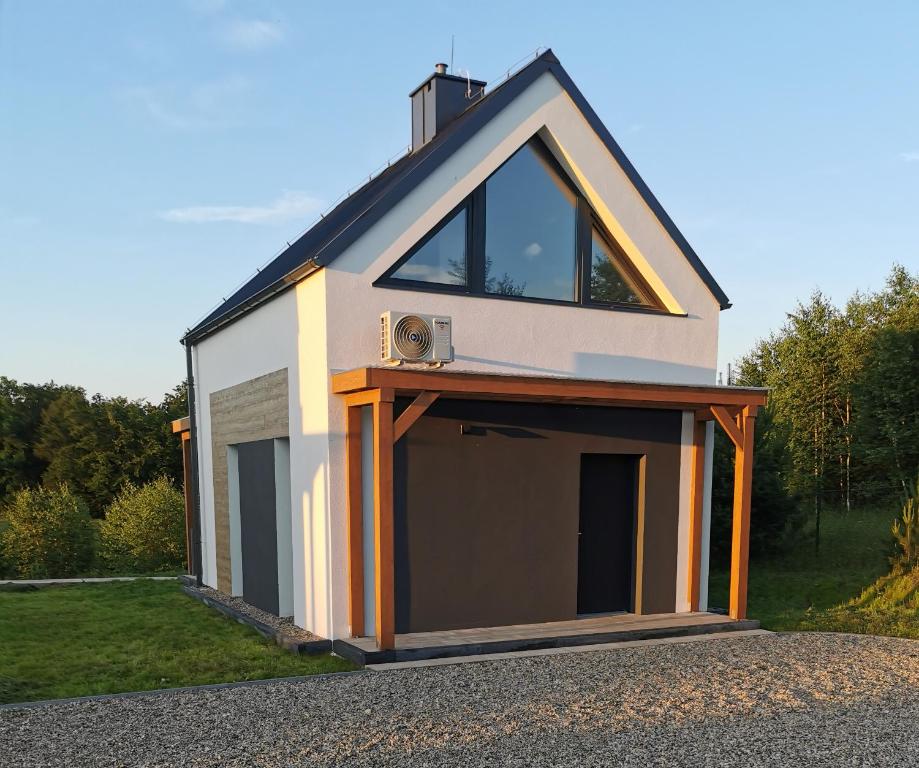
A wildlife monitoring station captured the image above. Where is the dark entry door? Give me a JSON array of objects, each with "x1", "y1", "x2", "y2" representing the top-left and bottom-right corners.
[
  {"x1": 577, "y1": 453, "x2": 636, "y2": 614},
  {"x1": 238, "y1": 439, "x2": 279, "y2": 615}
]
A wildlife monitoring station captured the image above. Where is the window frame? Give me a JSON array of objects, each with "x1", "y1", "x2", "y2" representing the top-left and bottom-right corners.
[{"x1": 374, "y1": 137, "x2": 670, "y2": 315}]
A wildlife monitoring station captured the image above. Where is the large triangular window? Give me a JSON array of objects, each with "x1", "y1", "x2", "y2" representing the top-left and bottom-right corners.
[{"x1": 376, "y1": 136, "x2": 664, "y2": 312}]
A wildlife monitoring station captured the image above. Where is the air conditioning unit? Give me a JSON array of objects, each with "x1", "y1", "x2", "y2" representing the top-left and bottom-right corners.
[{"x1": 380, "y1": 311, "x2": 453, "y2": 366}]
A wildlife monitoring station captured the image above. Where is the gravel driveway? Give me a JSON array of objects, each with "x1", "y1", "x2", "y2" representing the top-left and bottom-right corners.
[{"x1": 2, "y1": 632, "x2": 918, "y2": 767}]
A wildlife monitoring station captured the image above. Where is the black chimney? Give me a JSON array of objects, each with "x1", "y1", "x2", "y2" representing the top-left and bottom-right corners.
[{"x1": 410, "y1": 64, "x2": 486, "y2": 151}]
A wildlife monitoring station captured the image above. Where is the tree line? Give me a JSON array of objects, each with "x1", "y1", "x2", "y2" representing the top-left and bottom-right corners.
[
  {"x1": 0, "y1": 379, "x2": 187, "y2": 516},
  {"x1": 710, "y1": 264, "x2": 918, "y2": 562}
]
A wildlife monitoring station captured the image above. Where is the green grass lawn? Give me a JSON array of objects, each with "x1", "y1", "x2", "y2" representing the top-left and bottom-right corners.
[
  {"x1": 710, "y1": 505, "x2": 918, "y2": 637},
  {"x1": 0, "y1": 580, "x2": 355, "y2": 705}
]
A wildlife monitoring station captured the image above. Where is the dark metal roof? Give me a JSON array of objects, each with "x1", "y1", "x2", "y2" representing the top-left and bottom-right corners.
[{"x1": 184, "y1": 50, "x2": 730, "y2": 344}]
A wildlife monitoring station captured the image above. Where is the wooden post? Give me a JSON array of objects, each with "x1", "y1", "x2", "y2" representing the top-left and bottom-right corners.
[
  {"x1": 633, "y1": 456, "x2": 647, "y2": 614},
  {"x1": 171, "y1": 417, "x2": 193, "y2": 576},
  {"x1": 345, "y1": 405, "x2": 364, "y2": 637},
  {"x1": 729, "y1": 406, "x2": 756, "y2": 620},
  {"x1": 373, "y1": 390, "x2": 395, "y2": 650},
  {"x1": 181, "y1": 433, "x2": 193, "y2": 574},
  {"x1": 687, "y1": 420, "x2": 706, "y2": 612}
]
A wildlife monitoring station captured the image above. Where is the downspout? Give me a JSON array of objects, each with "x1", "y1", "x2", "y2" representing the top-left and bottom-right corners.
[{"x1": 184, "y1": 339, "x2": 204, "y2": 586}]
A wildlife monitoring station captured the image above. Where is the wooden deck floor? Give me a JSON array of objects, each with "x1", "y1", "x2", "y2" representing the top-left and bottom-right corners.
[{"x1": 347, "y1": 611, "x2": 737, "y2": 652}]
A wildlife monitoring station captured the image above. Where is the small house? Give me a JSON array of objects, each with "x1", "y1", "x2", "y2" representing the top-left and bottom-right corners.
[{"x1": 177, "y1": 51, "x2": 765, "y2": 662}]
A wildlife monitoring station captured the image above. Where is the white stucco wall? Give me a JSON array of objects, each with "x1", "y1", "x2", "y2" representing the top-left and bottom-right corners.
[
  {"x1": 191, "y1": 272, "x2": 333, "y2": 636},
  {"x1": 193, "y1": 292, "x2": 297, "y2": 592}
]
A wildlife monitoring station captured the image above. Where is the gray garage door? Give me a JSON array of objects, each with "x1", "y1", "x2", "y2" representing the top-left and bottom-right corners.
[{"x1": 237, "y1": 439, "x2": 280, "y2": 616}]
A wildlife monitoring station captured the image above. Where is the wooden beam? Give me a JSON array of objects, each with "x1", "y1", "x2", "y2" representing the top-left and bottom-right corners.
[
  {"x1": 694, "y1": 407, "x2": 714, "y2": 422},
  {"x1": 171, "y1": 416, "x2": 190, "y2": 434},
  {"x1": 687, "y1": 420, "x2": 706, "y2": 611},
  {"x1": 345, "y1": 405, "x2": 364, "y2": 638},
  {"x1": 373, "y1": 398, "x2": 395, "y2": 650},
  {"x1": 699, "y1": 405, "x2": 740, "y2": 422},
  {"x1": 331, "y1": 367, "x2": 768, "y2": 409},
  {"x1": 729, "y1": 407, "x2": 756, "y2": 620},
  {"x1": 330, "y1": 368, "x2": 372, "y2": 394},
  {"x1": 344, "y1": 390, "x2": 383, "y2": 408},
  {"x1": 393, "y1": 391, "x2": 440, "y2": 442},
  {"x1": 710, "y1": 405, "x2": 744, "y2": 449}
]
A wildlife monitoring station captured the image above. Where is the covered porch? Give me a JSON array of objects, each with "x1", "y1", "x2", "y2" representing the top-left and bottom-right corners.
[{"x1": 331, "y1": 367, "x2": 767, "y2": 654}]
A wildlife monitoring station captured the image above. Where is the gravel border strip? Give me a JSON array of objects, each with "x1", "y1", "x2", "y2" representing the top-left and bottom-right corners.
[
  {"x1": 182, "y1": 585, "x2": 332, "y2": 654},
  {"x1": 192, "y1": 585, "x2": 318, "y2": 640},
  {"x1": 0, "y1": 669, "x2": 368, "y2": 711}
]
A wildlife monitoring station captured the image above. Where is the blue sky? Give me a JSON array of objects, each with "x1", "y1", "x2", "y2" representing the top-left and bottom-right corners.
[{"x1": 2, "y1": 1, "x2": 917, "y2": 400}]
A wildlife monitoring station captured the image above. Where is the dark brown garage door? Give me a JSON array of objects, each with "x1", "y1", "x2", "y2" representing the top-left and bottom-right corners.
[{"x1": 394, "y1": 399, "x2": 681, "y2": 633}]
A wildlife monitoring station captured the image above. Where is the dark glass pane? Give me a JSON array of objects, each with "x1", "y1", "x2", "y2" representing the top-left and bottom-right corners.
[
  {"x1": 484, "y1": 143, "x2": 577, "y2": 301},
  {"x1": 589, "y1": 228, "x2": 644, "y2": 304},
  {"x1": 392, "y1": 208, "x2": 467, "y2": 286}
]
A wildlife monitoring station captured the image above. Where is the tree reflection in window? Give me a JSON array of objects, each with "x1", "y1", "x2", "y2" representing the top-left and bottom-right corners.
[
  {"x1": 447, "y1": 256, "x2": 526, "y2": 296},
  {"x1": 589, "y1": 228, "x2": 644, "y2": 305}
]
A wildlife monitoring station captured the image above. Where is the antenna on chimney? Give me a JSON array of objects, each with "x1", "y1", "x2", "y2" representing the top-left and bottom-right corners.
[{"x1": 450, "y1": 35, "x2": 454, "y2": 73}]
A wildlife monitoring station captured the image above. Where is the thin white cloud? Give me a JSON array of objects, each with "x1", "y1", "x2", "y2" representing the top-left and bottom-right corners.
[
  {"x1": 219, "y1": 19, "x2": 284, "y2": 51},
  {"x1": 524, "y1": 242, "x2": 543, "y2": 257},
  {"x1": 126, "y1": 87, "x2": 208, "y2": 130},
  {"x1": 900, "y1": 151, "x2": 919, "y2": 163},
  {"x1": 159, "y1": 191, "x2": 324, "y2": 224},
  {"x1": 121, "y1": 77, "x2": 249, "y2": 131}
]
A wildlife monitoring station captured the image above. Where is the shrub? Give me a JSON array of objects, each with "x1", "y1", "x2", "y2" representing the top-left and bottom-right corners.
[
  {"x1": 0, "y1": 485, "x2": 95, "y2": 578},
  {"x1": 892, "y1": 477, "x2": 919, "y2": 567},
  {"x1": 99, "y1": 477, "x2": 185, "y2": 573}
]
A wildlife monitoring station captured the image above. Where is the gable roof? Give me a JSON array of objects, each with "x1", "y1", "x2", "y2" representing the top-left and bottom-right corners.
[{"x1": 184, "y1": 50, "x2": 730, "y2": 344}]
